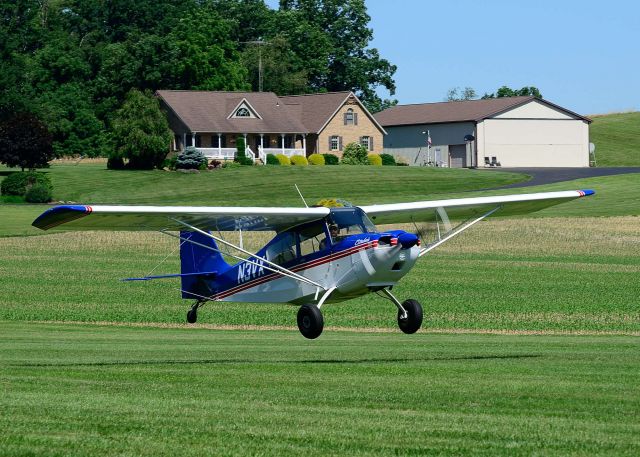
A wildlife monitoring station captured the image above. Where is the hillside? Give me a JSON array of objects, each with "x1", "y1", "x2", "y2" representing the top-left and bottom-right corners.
[{"x1": 589, "y1": 111, "x2": 640, "y2": 166}]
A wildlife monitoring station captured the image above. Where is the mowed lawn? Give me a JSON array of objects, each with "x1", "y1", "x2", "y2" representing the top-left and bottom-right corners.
[
  {"x1": 1, "y1": 216, "x2": 637, "y2": 333},
  {"x1": 589, "y1": 111, "x2": 640, "y2": 167},
  {"x1": 0, "y1": 323, "x2": 638, "y2": 457}
]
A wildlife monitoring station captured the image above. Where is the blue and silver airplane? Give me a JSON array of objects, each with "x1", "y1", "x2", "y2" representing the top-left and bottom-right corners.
[{"x1": 33, "y1": 189, "x2": 594, "y2": 338}]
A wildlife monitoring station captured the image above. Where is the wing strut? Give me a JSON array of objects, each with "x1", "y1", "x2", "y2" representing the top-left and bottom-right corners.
[
  {"x1": 169, "y1": 218, "x2": 326, "y2": 290},
  {"x1": 419, "y1": 206, "x2": 501, "y2": 257}
]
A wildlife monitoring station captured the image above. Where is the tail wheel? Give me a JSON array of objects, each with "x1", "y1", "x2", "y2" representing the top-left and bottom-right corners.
[
  {"x1": 297, "y1": 304, "x2": 324, "y2": 339},
  {"x1": 398, "y1": 299, "x2": 423, "y2": 334}
]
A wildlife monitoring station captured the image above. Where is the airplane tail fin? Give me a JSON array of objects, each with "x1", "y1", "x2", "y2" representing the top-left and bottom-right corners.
[{"x1": 179, "y1": 231, "x2": 230, "y2": 299}]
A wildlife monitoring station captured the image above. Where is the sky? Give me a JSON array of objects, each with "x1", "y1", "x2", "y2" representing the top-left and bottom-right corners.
[{"x1": 267, "y1": 0, "x2": 640, "y2": 115}]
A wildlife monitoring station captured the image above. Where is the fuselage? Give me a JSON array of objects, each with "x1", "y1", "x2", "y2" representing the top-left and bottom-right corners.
[{"x1": 195, "y1": 207, "x2": 420, "y2": 305}]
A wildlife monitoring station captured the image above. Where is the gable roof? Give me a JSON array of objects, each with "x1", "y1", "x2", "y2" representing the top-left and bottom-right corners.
[
  {"x1": 157, "y1": 90, "x2": 308, "y2": 133},
  {"x1": 374, "y1": 96, "x2": 591, "y2": 127},
  {"x1": 278, "y1": 91, "x2": 386, "y2": 134}
]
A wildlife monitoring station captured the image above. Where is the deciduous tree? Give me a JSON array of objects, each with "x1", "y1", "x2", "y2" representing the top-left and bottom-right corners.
[
  {"x1": 0, "y1": 112, "x2": 54, "y2": 171},
  {"x1": 111, "y1": 89, "x2": 173, "y2": 169}
]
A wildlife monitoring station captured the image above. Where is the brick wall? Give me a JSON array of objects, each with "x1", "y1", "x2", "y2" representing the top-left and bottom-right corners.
[{"x1": 317, "y1": 99, "x2": 384, "y2": 157}]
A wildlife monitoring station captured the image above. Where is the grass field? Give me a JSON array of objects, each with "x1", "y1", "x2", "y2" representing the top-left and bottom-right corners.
[
  {"x1": 590, "y1": 111, "x2": 640, "y2": 167},
  {"x1": 1, "y1": 162, "x2": 527, "y2": 206},
  {"x1": 1, "y1": 165, "x2": 639, "y2": 237},
  {"x1": 1, "y1": 322, "x2": 639, "y2": 456},
  {"x1": 1, "y1": 164, "x2": 638, "y2": 455},
  {"x1": 1, "y1": 216, "x2": 637, "y2": 333}
]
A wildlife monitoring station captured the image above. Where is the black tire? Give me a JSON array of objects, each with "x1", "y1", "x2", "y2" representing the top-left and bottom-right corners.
[
  {"x1": 186, "y1": 308, "x2": 198, "y2": 324},
  {"x1": 297, "y1": 304, "x2": 324, "y2": 339},
  {"x1": 397, "y1": 299, "x2": 423, "y2": 334}
]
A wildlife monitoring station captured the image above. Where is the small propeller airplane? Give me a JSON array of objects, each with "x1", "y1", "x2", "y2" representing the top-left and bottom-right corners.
[{"x1": 33, "y1": 189, "x2": 594, "y2": 339}]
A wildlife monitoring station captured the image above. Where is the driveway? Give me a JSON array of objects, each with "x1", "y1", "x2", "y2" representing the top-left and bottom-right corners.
[{"x1": 480, "y1": 167, "x2": 640, "y2": 189}]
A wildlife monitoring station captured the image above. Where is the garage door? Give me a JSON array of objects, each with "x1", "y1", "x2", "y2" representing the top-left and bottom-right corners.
[{"x1": 449, "y1": 144, "x2": 467, "y2": 168}]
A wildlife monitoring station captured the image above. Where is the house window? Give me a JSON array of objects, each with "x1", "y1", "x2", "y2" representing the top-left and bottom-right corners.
[
  {"x1": 360, "y1": 136, "x2": 371, "y2": 151},
  {"x1": 330, "y1": 136, "x2": 340, "y2": 151},
  {"x1": 235, "y1": 107, "x2": 250, "y2": 117},
  {"x1": 344, "y1": 108, "x2": 356, "y2": 125}
]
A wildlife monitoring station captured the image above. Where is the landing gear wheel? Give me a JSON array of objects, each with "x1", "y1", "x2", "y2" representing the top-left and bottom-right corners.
[
  {"x1": 397, "y1": 299, "x2": 423, "y2": 334},
  {"x1": 297, "y1": 304, "x2": 324, "y2": 339},
  {"x1": 187, "y1": 300, "x2": 203, "y2": 324},
  {"x1": 186, "y1": 308, "x2": 198, "y2": 324}
]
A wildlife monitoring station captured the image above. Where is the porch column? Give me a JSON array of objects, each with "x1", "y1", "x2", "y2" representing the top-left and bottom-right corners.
[
  {"x1": 243, "y1": 133, "x2": 248, "y2": 157},
  {"x1": 217, "y1": 133, "x2": 222, "y2": 157},
  {"x1": 182, "y1": 133, "x2": 186, "y2": 151},
  {"x1": 191, "y1": 133, "x2": 196, "y2": 147},
  {"x1": 280, "y1": 134, "x2": 285, "y2": 154},
  {"x1": 302, "y1": 134, "x2": 307, "y2": 155},
  {"x1": 260, "y1": 134, "x2": 264, "y2": 154}
]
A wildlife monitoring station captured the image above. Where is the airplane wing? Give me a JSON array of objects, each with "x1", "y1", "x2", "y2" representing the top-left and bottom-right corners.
[
  {"x1": 32, "y1": 204, "x2": 330, "y2": 232},
  {"x1": 359, "y1": 190, "x2": 595, "y2": 225}
]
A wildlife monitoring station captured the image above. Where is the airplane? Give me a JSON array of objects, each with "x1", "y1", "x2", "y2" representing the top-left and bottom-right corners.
[{"x1": 32, "y1": 189, "x2": 594, "y2": 339}]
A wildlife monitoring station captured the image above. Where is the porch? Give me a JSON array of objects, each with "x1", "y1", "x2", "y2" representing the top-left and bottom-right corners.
[{"x1": 174, "y1": 132, "x2": 310, "y2": 163}]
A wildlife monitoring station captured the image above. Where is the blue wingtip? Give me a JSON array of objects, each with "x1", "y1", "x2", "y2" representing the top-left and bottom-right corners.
[{"x1": 581, "y1": 189, "x2": 595, "y2": 196}]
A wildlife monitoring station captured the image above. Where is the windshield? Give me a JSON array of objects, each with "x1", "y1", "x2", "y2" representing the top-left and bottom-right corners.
[{"x1": 328, "y1": 208, "x2": 376, "y2": 241}]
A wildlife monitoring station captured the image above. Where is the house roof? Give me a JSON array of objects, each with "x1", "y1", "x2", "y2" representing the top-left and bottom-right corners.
[
  {"x1": 278, "y1": 91, "x2": 353, "y2": 133},
  {"x1": 278, "y1": 91, "x2": 387, "y2": 134},
  {"x1": 156, "y1": 90, "x2": 308, "y2": 133},
  {"x1": 374, "y1": 96, "x2": 591, "y2": 126}
]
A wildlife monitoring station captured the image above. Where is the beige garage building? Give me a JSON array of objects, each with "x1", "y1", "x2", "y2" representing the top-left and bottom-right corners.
[{"x1": 375, "y1": 96, "x2": 592, "y2": 167}]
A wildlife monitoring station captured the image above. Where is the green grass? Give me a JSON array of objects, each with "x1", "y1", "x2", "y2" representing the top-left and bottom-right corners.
[
  {"x1": 589, "y1": 111, "x2": 640, "y2": 166},
  {"x1": 1, "y1": 217, "x2": 637, "y2": 333},
  {"x1": 1, "y1": 322, "x2": 638, "y2": 456},
  {"x1": 1, "y1": 162, "x2": 527, "y2": 206}
]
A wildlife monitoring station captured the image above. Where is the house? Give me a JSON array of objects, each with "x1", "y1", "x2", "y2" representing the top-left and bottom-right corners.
[
  {"x1": 156, "y1": 90, "x2": 386, "y2": 162},
  {"x1": 374, "y1": 96, "x2": 592, "y2": 167}
]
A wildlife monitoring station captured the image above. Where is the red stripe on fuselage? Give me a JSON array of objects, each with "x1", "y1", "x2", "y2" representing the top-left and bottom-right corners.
[{"x1": 211, "y1": 241, "x2": 377, "y2": 300}]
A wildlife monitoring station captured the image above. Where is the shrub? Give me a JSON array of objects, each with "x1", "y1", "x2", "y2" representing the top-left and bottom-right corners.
[
  {"x1": 380, "y1": 153, "x2": 396, "y2": 166},
  {"x1": 290, "y1": 155, "x2": 308, "y2": 166},
  {"x1": 308, "y1": 154, "x2": 325, "y2": 165},
  {"x1": 234, "y1": 137, "x2": 254, "y2": 165},
  {"x1": 275, "y1": 154, "x2": 291, "y2": 166},
  {"x1": 1, "y1": 171, "x2": 52, "y2": 196},
  {"x1": 25, "y1": 183, "x2": 52, "y2": 203},
  {"x1": 266, "y1": 153, "x2": 279, "y2": 165},
  {"x1": 163, "y1": 155, "x2": 178, "y2": 170},
  {"x1": 341, "y1": 143, "x2": 369, "y2": 165},
  {"x1": 175, "y1": 147, "x2": 207, "y2": 170},
  {"x1": 107, "y1": 156, "x2": 126, "y2": 170},
  {"x1": 368, "y1": 153, "x2": 382, "y2": 166},
  {"x1": 323, "y1": 153, "x2": 339, "y2": 165},
  {"x1": 222, "y1": 161, "x2": 242, "y2": 169}
]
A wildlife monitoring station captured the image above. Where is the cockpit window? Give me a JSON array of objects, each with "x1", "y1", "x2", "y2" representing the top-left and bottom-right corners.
[
  {"x1": 265, "y1": 231, "x2": 297, "y2": 265},
  {"x1": 328, "y1": 208, "x2": 376, "y2": 241}
]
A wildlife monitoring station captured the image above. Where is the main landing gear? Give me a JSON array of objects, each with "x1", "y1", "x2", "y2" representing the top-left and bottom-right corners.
[
  {"x1": 380, "y1": 289, "x2": 423, "y2": 334},
  {"x1": 297, "y1": 304, "x2": 324, "y2": 339},
  {"x1": 186, "y1": 299, "x2": 205, "y2": 324}
]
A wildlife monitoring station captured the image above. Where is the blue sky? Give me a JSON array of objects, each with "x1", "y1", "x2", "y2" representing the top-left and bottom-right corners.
[{"x1": 267, "y1": 1, "x2": 640, "y2": 115}]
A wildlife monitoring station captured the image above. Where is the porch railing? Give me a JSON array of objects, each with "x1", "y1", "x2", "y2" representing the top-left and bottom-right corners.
[
  {"x1": 259, "y1": 146, "x2": 306, "y2": 158},
  {"x1": 198, "y1": 147, "x2": 258, "y2": 163}
]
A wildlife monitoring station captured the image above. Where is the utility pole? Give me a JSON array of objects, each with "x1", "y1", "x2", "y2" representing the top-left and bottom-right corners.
[{"x1": 241, "y1": 40, "x2": 267, "y2": 92}]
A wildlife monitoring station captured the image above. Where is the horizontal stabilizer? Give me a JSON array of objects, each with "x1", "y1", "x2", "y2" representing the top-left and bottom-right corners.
[{"x1": 122, "y1": 271, "x2": 217, "y2": 282}]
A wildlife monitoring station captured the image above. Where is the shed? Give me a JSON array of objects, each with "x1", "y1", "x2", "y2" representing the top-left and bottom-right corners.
[{"x1": 374, "y1": 97, "x2": 592, "y2": 167}]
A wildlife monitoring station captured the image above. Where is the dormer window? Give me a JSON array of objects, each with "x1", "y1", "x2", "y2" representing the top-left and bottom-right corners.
[{"x1": 228, "y1": 98, "x2": 262, "y2": 119}]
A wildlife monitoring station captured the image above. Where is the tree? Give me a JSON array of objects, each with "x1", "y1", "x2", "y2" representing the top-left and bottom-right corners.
[
  {"x1": 277, "y1": 0, "x2": 397, "y2": 108},
  {"x1": 111, "y1": 89, "x2": 173, "y2": 169},
  {"x1": 446, "y1": 87, "x2": 477, "y2": 101},
  {"x1": 482, "y1": 85, "x2": 543, "y2": 99},
  {"x1": 166, "y1": 6, "x2": 248, "y2": 91},
  {"x1": 0, "y1": 112, "x2": 54, "y2": 171}
]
